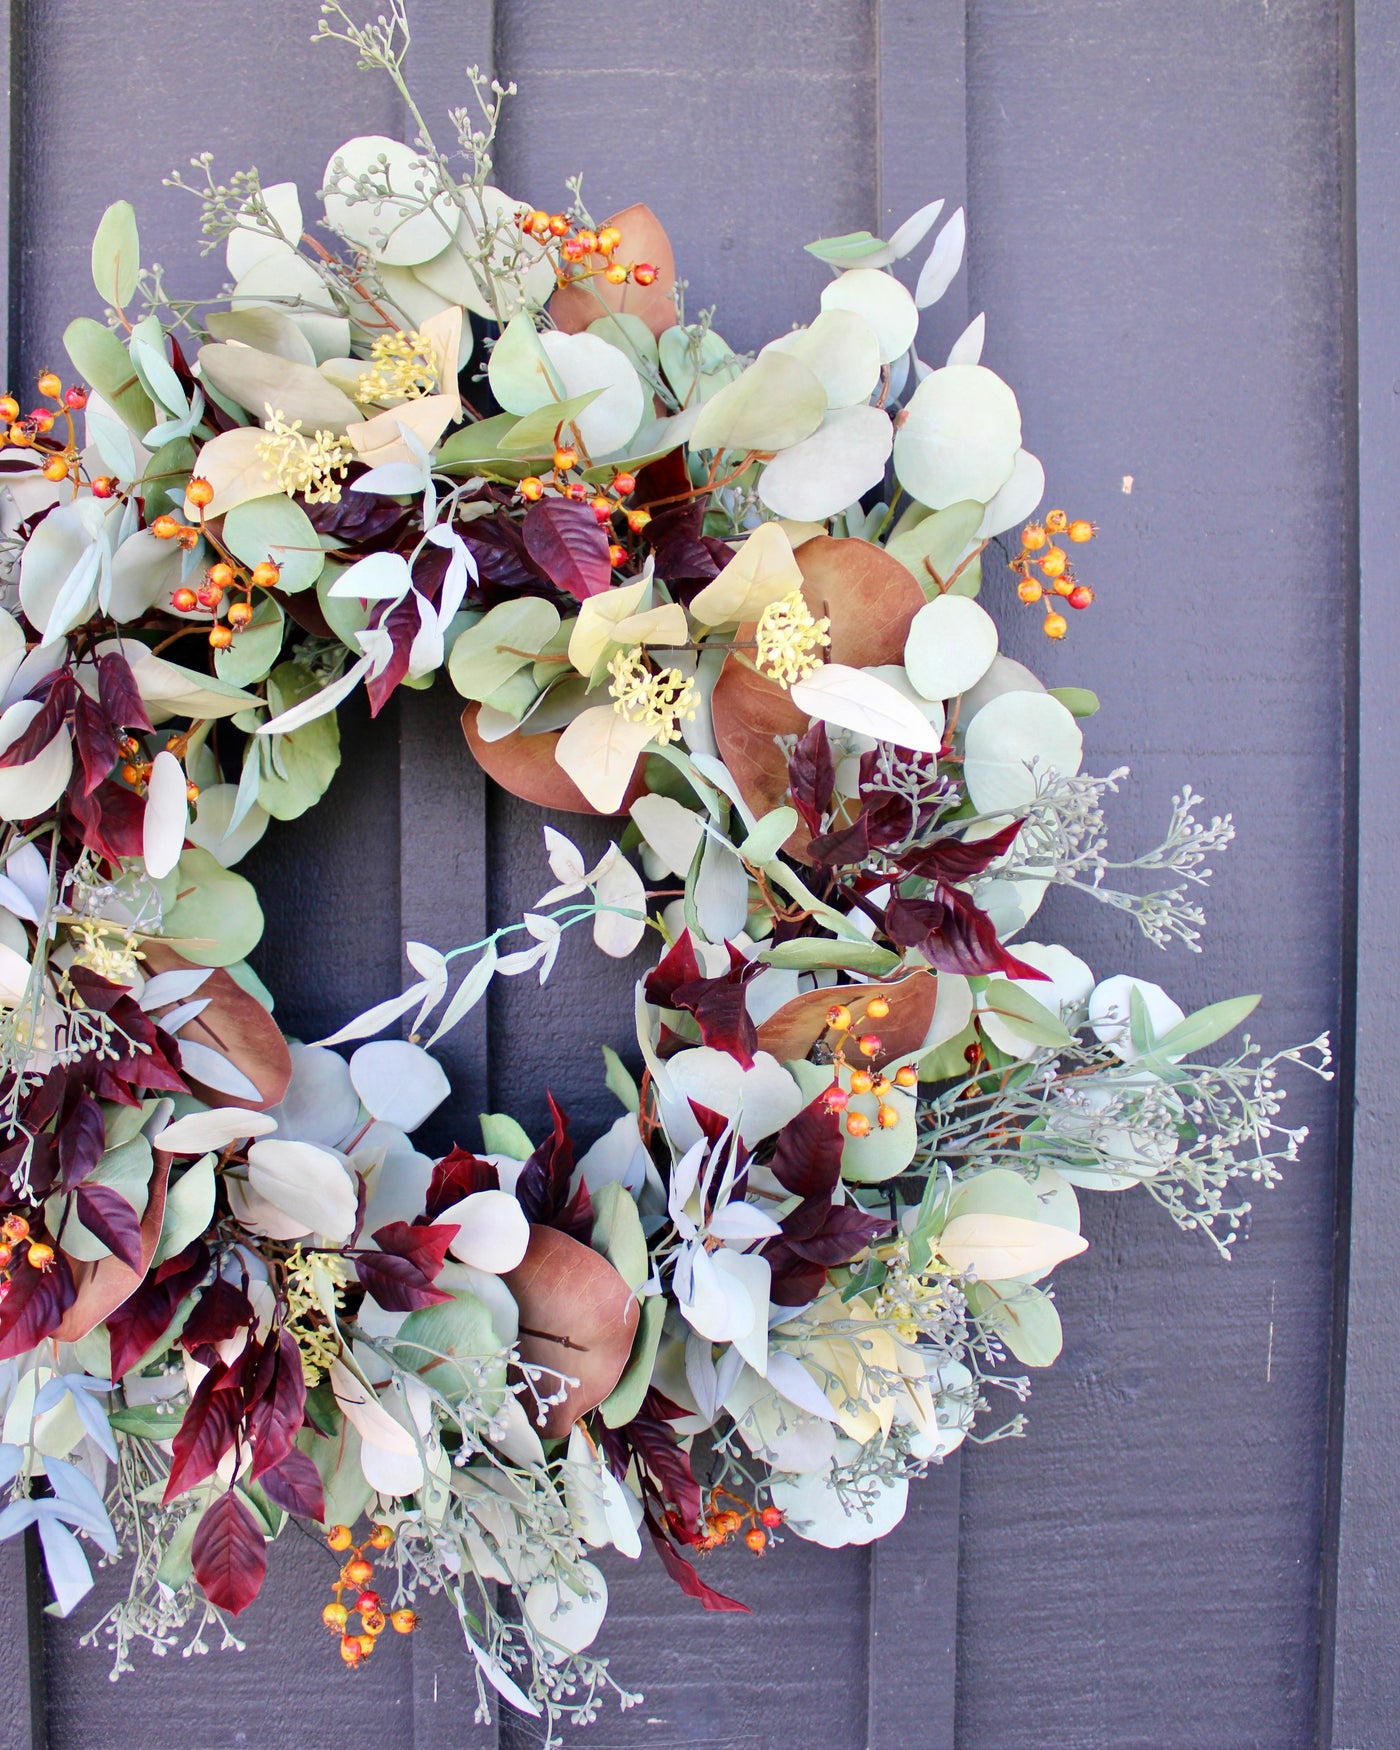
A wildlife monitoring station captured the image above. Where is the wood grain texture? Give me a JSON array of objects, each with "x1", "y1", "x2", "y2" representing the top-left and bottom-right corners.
[{"x1": 1324, "y1": 0, "x2": 1400, "y2": 1743}]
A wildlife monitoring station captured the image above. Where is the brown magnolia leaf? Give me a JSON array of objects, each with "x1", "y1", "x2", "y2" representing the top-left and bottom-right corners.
[
  {"x1": 141, "y1": 944, "x2": 291, "y2": 1111},
  {"x1": 461, "y1": 704, "x2": 647, "y2": 816},
  {"x1": 503, "y1": 1224, "x2": 639, "y2": 1439},
  {"x1": 711, "y1": 536, "x2": 927, "y2": 860},
  {"x1": 56, "y1": 1152, "x2": 171, "y2": 1343},
  {"x1": 549, "y1": 204, "x2": 678, "y2": 339},
  {"x1": 756, "y1": 970, "x2": 937, "y2": 1071}
]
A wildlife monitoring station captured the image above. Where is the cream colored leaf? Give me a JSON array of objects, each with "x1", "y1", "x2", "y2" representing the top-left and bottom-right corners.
[
  {"x1": 687, "y1": 522, "x2": 803, "y2": 626},
  {"x1": 553, "y1": 706, "x2": 652, "y2": 812},
  {"x1": 935, "y1": 1211, "x2": 1088, "y2": 1281},
  {"x1": 788, "y1": 663, "x2": 944, "y2": 753}
]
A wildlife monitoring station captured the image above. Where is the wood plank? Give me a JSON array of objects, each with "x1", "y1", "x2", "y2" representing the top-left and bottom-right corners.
[
  {"x1": 954, "y1": 3, "x2": 1347, "y2": 1745},
  {"x1": 1322, "y1": 0, "x2": 1400, "y2": 1740}
]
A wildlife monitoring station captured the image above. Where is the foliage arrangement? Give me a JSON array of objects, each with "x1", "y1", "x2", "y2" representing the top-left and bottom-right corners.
[{"x1": 0, "y1": 4, "x2": 1329, "y2": 1736}]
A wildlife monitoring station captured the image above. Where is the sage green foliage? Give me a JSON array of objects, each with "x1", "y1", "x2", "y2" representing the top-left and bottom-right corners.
[{"x1": 256, "y1": 662, "x2": 342, "y2": 820}]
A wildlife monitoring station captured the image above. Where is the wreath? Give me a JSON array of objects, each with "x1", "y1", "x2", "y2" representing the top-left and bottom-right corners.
[{"x1": 0, "y1": 4, "x2": 1329, "y2": 1739}]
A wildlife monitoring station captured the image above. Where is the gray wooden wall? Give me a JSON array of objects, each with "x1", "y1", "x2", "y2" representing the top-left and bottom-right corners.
[{"x1": 0, "y1": 1, "x2": 1392, "y2": 1745}]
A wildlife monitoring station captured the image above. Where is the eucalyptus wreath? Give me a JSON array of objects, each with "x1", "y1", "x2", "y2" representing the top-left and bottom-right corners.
[{"x1": 0, "y1": 4, "x2": 1329, "y2": 1739}]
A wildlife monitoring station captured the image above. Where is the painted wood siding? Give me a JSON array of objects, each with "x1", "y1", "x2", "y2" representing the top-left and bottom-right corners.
[{"x1": 0, "y1": 2, "x2": 1381, "y2": 1746}]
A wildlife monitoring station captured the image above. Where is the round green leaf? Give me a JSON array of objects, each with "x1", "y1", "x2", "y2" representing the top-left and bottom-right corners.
[
  {"x1": 163, "y1": 849, "x2": 265, "y2": 967},
  {"x1": 893, "y1": 364, "x2": 1022, "y2": 509},
  {"x1": 223, "y1": 495, "x2": 324, "y2": 594},
  {"x1": 689, "y1": 351, "x2": 827, "y2": 454}
]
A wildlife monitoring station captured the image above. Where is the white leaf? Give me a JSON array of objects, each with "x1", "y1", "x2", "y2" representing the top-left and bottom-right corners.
[
  {"x1": 0, "y1": 703, "x2": 72, "y2": 823},
  {"x1": 328, "y1": 1359, "x2": 419, "y2": 1453},
  {"x1": 766, "y1": 1351, "x2": 841, "y2": 1421},
  {"x1": 892, "y1": 363, "x2": 1022, "y2": 510},
  {"x1": 962, "y1": 690, "x2": 1083, "y2": 813},
  {"x1": 976, "y1": 448, "x2": 1046, "y2": 540},
  {"x1": 936, "y1": 1211, "x2": 1088, "y2": 1280},
  {"x1": 889, "y1": 197, "x2": 946, "y2": 259},
  {"x1": 174, "y1": 1040, "x2": 263, "y2": 1102},
  {"x1": 946, "y1": 312, "x2": 986, "y2": 367},
  {"x1": 553, "y1": 705, "x2": 652, "y2": 813},
  {"x1": 819, "y1": 269, "x2": 919, "y2": 365},
  {"x1": 254, "y1": 654, "x2": 372, "y2": 737},
  {"x1": 679, "y1": 1245, "x2": 756, "y2": 1343},
  {"x1": 247, "y1": 1139, "x2": 357, "y2": 1241},
  {"x1": 314, "y1": 978, "x2": 433, "y2": 1049},
  {"x1": 694, "y1": 835, "x2": 748, "y2": 944},
  {"x1": 592, "y1": 847, "x2": 647, "y2": 958},
  {"x1": 915, "y1": 207, "x2": 966, "y2": 307},
  {"x1": 349, "y1": 1039, "x2": 450, "y2": 1130},
  {"x1": 441, "y1": 1189, "x2": 530, "y2": 1274},
  {"x1": 36, "y1": 1516, "x2": 94, "y2": 1617},
  {"x1": 142, "y1": 750, "x2": 189, "y2": 879},
  {"x1": 762, "y1": 310, "x2": 882, "y2": 409},
  {"x1": 757, "y1": 405, "x2": 894, "y2": 523},
  {"x1": 630, "y1": 794, "x2": 703, "y2": 879},
  {"x1": 153, "y1": 1107, "x2": 277, "y2": 1155},
  {"x1": 428, "y1": 942, "x2": 499, "y2": 1045},
  {"x1": 326, "y1": 551, "x2": 412, "y2": 601},
  {"x1": 706, "y1": 1202, "x2": 783, "y2": 1243},
  {"x1": 465, "y1": 1630, "x2": 543, "y2": 1716},
  {"x1": 537, "y1": 329, "x2": 646, "y2": 456},
  {"x1": 789, "y1": 663, "x2": 943, "y2": 753},
  {"x1": 139, "y1": 968, "x2": 215, "y2": 1011},
  {"x1": 523, "y1": 1565, "x2": 608, "y2": 1657}
]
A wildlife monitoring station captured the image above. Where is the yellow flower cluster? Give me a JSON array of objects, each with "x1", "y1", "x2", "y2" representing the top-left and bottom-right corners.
[
  {"x1": 257, "y1": 408, "x2": 353, "y2": 505},
  {"x1": 607, "y1": 644, "x2": 698, "y2": 746},
  {"x1": 754, "y1": 588, "x2": 830, "y2": 687},
  {"x1": 356, "y1": 328, "x2": 438, "y2": 404},
  {"x1": 69, "y1": 919, "x2": 142, "y2": 982},
  {"x1": 872, "y1": 1242, "x2": 954, "y2": 1343},
  {"x1": 282, "y1": 1244, "x2": 347, "y2": 1385}
]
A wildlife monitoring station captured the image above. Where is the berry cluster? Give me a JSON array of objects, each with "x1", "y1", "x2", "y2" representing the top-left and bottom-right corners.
[
  {"x1": 820, "y1": 994, "x2": 918, "y2": 1138},
  {"x1": 0, "y1": 371, "x2": 95, "y2": 488},
  {"x1": 156, "y1": 478, "x2": 278, "y2": 650},
  {"x1": 322, "y1": 1523, "x2": 416, "y2": 1669},
  {"x1": 1010, "y1": 507, "x2": 1097, "y2": 639},
  {"x1": 520, "y1": 449, "x2": 649, "y2": 571},
  {"x1": 0, "y1": 1213, "x2": 53, "y2": 1276},
  {"x1": 696, "y1": 1487, "x2": 783, "y2": 1556},
  {"x1": 517, "y1": 208, "x2": 658, "y2": 293}
]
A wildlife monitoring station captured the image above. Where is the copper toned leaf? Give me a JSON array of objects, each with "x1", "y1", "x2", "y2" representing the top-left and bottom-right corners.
[
  {"x1": 550, "y1": 205, "x2": 677, "y2": 339},
  {"x1": 755, "y1": 970, "x2": 937, "y2": 1070}
]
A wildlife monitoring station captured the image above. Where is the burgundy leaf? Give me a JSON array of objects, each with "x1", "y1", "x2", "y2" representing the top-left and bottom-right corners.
[
  {"x1": 373, "y1": 1221, "x2": 457, "y2": 1278},
  {"x1": 521, "y1": 497, "x2": 611, "y2": 601},
  {"x1": 73, "y1": 1184, "x2": 143, "y2": 1272},
  {"x1": 95, "y1": 651, "x2": 154, "y2": 735},
  {"x1": 647, "y1": 1525, "x2": 752, "y2": 1613},
  {"x1": 365, "y1": 593, "x2": 418, "y2": 716},
  {"x1": 886, "y1": 885, "x2": 1049, "y2": 981},
  {"x1": 515, "y1": 1093, "x2": 578, "y2": 1227},
  {"x1": 898, "y1": 817, "x2": 1026, "y2": 883},
  {"x1": 0, "y1": 1251, "x2": 76, "y2": 1359},
  {"x1": 108, "y1": 1242, "x2": 210, "y2": 1378},
  {"x1": 303, "y1": 479, "x2": 412, "y2": 550},
  {"x1": 180, "y1": 1278, "x2": 256, "y2": 1354},
  {"x1": 648, "y1": 935, "x2": 760, "y2": 1068},
  {"x1": 783, "y1": 1199, "x2": 890, "y2": 1267},
  {"x1": 462, "y1": 512, "x2": 551, "y2": 601},
  {"x1": 807, "y1": 811, "x2": 871, "y2": 869},
  {"x1": 354, "y1": 1250, "x2": 453, "y2": 1313},
  {"x1": 764, "y1": 1245, "x2": 829, "y2": 1306},
  {"x1": 602, "y1": 1388, "x2": 702, "y2": 1536},
  {"x1": 246, "y1": 1329, "x2": 307, "y2": 1479},
  {"x1": 424, "y1": 1146, "x2": 499, "y2": 1221},
  {"x1": 788, "y1": 720, "x2": 835, "y2": 836},
  {"x1": 0, "y1": 674, "x2": 74, "y2": 770},
  {"x1": 72, "y1": 691, "x2": 118, "y2": 796},
  {"x1": 256, "y1": 1448, "x2": 325, "y2": 1521},
  {"x1": 642, "y1": 931, "x2": 703, "y2": 1009},
  {"x1": 58, "y1": 1093, "x2": 105, "y2": 1190},
  {"x1": 191, "y1": 1490, "x2": 267, "y2": 1616},
  {"x1": 164, "y1": 1362, "x2": 243, "y2": 1502},
  {"x1": 65, "y1": 776, "x2": 145, "y2": 862},
  {"x1": 768, "y1": 1092, "x2": 845, "y2": 1198}
]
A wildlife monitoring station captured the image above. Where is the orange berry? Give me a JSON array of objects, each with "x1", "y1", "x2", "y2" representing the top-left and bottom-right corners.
[
  {"x1": 849, "y1": 1068, "x2": 874, "y2": 1095},
  {"x1": 1038, "y1": 547, "x2": 1067, "y2": 579},
  {"x1": 121, "y1": 763, "x2": 142, "y2": 786},
  {"x1": 339, "y1": 1635, "x2": 363, "y2": 1667},
  {"x1": 0, "y1": 396, "x2": 18, "y2": 423},
  {"x1": 390, "y1": 1608, "x2": 417, "y2": 1634},
  {"x1": 1068, "y1": 583, "x2": 1095, "y2": 610},
  {"x1": 894, "y1": 1065, "x2": 919, "y2": 1089},
  {"x1": 1021, "y1": 523, "x2": 1047, "y2": 551},
  {"x1": 186, "y1": 477, "x2": 215, "y2": 509},
  {"x1": 176, "y1": 527, "x2": 199, "y2": 551},
  {"x1": 575, "y1": 229, "x2": 598, "y2": 254},
  {"x1": 250, "y1": 561, "x2": 280, "y2": 589},
  {"x1": 530, "y1": 209, "x2": 551, "y2": 234},
  {"x1": 90, "y1": 476, "x2": 115, "y2": 498},
  {"x1": 208, "y1": 624, "x2": 233, "y2": 650},
  {"x1": 1050, "y1": 576, "x2": 1074, "y2": 597},
  {"x1": 760, "y1": 1506, "x2": 782, "y2": 1528},
  {"x1": 64, "y1": 386, "x2": 88, "y2": 410},
  {"x1": 823, "y1": 1084, "x2": 849, "y2": 1112},
  {"x1": 7, "y1": 424, "x2": 33, "y2": 447},
  {"x1": 356, "y1": 1634, "x2": 376, "y2": 1657},
  {"x1": 872, "y1": 1075, "x2": 892, "y2": 1097},
  {"x1": 367, "y1": 1524, "x2": 394, "y2": 1550},
  {"x1": 327, "y1": 1526, "x2": 354, "y2": 1552},
  {"x1": 42, "y1": 457, "x2": 68, "y2": 483},
  {"x1": 360, "y1": 1611, "x2": 387, "y2": 1637},
  {"x1": 877, "y1": 1104, "x2": 900, "y2": 1130},
  {"x1": 548, "y1": 213, "x2": 570, "y2": 237},
  {"x1": 1017, "y1": 576, "x2": 1043, "y2": 604},
  {"x1": 865, "y1": 995, "x2": 890, "y2": 1020},
  {"x1": 185, "y1": 782, "x2": 200, "y2": 805},
  {"x1": 345, "y1": 1557, "x2": 374, "y2": 1587},
  {"x1": 207, "y1": 562, "x2": 235, "y2": 589},
  {"x1": 3, "y1": 1216, "x2": 30, "y2": 1242},
  {"x1": 28, "y1": 409, "x2": 54, "y2": 434},
  {"x1": 36, "y1": 372, "x2": 61, "y2": 400},
  {"x1": 604, "y1": 263, "x2": 628, "y2": 285},
  {"x1": 1043, "y1": 609, "x2": 1068, "y2": 640},
  {"x1": 565, "y1": 480, "x2": 590, "y2": 501},
  {"x1": 172, "y1": 587, "x2": 197, "y2": 612},
  {"x1": 596, "y1": 226, "x2": 623, "y2": 254},
  {"x1": 0, "y1": 1244, "x2": 13, "y2": 1269},
  {"x1": 744, "y1": 1527, "x2": 767, "y2": 1553},
  {"x1": 355, "y1": 1590, "x2": 381, "y2": 1614},
  {"x1": 227, "y1": 601, "x2": 253, "y2": 628},
  {"x1": 1044, "y1": 508, "x2": 1068, "y2": 533},
  {"x1": 1068, "y1": 518, "x2": 1096, "y2": 543},
  {"x1": 626, "y1": 507, "x2": 652, "y2": 533},
  {"x1": 826, "y1": 1003, "x2": 852, "y2": 1031},
  {"x1": 590, "y1": 495, "x2": 613, "y2": 523},
  {"x1": 26, "y1": 1242, "x2": 54, "y2": 1270},
  {"x1": 632, "y1": 263, "x2": 658, "y2": 286},
  {"x1": 856, "y1": 1033, "x2": 881, "y2": 1058},
  {"x1": 552, "y1": 446, "x2": 578, "y2": 472},
  {"x1": 520, "y1": 475, "x2": 545, "y2": 501},
  {"x1": 714, "y1": 1509, "x2": 742, "y2": 1535},
  {"x1": 607, "y1": 542, "x2": 626, "y2": 568},
  {"x1": 322, "y1": 1601, "x2": 349, "y2": 1631},
  {"x1": 611, "y1": 472, "x2": 636, "y2": 496},
  {"x1": 196, "y1": 584, "x2": 223, "y2": 609},
  {"x1": 151, "y1": 513, "x2": 180, "y2": 540}
]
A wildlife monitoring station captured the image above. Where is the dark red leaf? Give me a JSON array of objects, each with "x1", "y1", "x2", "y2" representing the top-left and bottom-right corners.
[
  {"x1": 424, "y1": 1146, "x2": 499, "y2": 1221},
  {"x1": 365, "y1": 593, "x2": 418, "y2": 716},
  {"x1": 65, "y1": 776, "x2": 145, "y2": 862},
  {"x1": 647, "y1": 934, "x2": 760, "y2": 1068},
  {"x1": 107, "y1": 1249, "x2": 208, "y2": 1378},
  {"x1": 885, "y1": 884, "x2": 1049, "y2": 980},
  {"x1": 788, "y1": 720, "x2": 835, "y2": 836},
  {"x1": 96, "y1": 652, "x2": 153, "y2": 734},
  {"x1": 521, "y1": 498, "x2": 611, "y2": 601},
  {"x1": 256, "y1": 1448, "x2": 325, "y2": 1521},
  {"x1": 0, "y1": 673, "x2": 74, "y2": 770},
  {"x1": 898, "y1": 817, "x2": 1026, "y2": 883},
  {"x1": 768, "y1": 1092, "x2": 845, "y2": 1198},
  {"x1": 515, "y1": 1093, "x2": 578, "y2": 1227},
  {"x1": 647, "y1": 1525, "x2": 751, "y2": 1613},
  {"x1": 354, "y1": 1244, "x2": 454, "y2": 1313},
  {"x1": 246, "y1": 1329, "x2": 307, "y2": 1478},
  {"x1": 72, "y1": 691, "x2": 118, "y2": 796},
  {"x1": 58, "y1": 1093, "x2": 105, "y2": 1190},
  {"x1": 191, "y1": 1490, "x2": 267, "y2": 1616},
  {"x1": 180, "y1": 1278, "x2": 255, "y2": 1354},
  {"x1": 782, "y1": 1199, "x2": 890, "y2": 1266},
  {"x1": 164, "y1": 1362, "x2": 243, "y2": 1502},
  {"x1": 602, "y1": 1388, "x2": 702, "y2": 1536},
  {"x1": 642, "y1": 931, "x2": 703, "y2": 1008},
  {"x1": 807, "y1": 811, "x2": 871, "y2": 868},
  {"x1": 0, "y1": 1251, "x2": 76, "y2": 1358},
  {"x1": 74, "y1": 1184, "x2": 143, "y2": 1272}
]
